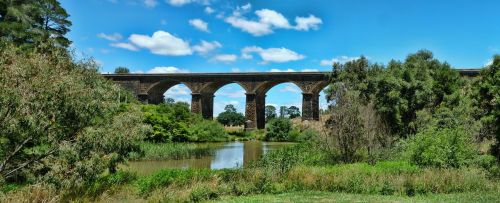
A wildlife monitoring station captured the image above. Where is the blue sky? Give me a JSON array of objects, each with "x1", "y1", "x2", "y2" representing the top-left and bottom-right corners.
[{"x1": 61, "y1": 0, "x2": 500, "y2": 115}]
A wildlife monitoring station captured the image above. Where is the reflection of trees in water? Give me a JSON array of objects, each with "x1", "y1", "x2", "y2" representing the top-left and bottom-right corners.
[{"x1": 243, "y1": 141, "x2": 264, "y2": 166}]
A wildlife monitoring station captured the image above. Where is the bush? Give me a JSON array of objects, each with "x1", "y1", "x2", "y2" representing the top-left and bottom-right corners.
[
  {"x1": 189, "y1": 120, "x2": 229, "y2": 142},
  {"x1": 0, "y1": 43, "x2": 148, "y2": 189},
  {"x1": 265, "y1": 118, "x2": 293, "y2": 141},
  {"x1": 142, "y1": 102, "x2": 192, "y2": 142},
  {"x1": 404, "y1": 127, "x2": 477, "y2": 168}
]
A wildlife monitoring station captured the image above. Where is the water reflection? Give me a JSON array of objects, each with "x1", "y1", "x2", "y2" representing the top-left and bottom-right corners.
[{"x1": 126, "y1": 141, "x2": 293, "y2": 176}]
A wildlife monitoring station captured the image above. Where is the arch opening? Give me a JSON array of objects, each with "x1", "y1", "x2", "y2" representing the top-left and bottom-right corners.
[
  {"x1": 264, "y1": 82, "x2": 303, "y2": 122},
  {"x1": 212, "y1": 83, "x2": 247, "y2": 129}
]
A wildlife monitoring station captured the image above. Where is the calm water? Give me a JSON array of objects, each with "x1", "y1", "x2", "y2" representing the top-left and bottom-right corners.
[{"x1": 125, "y1": 141, "x2": 293, "y2": 176}]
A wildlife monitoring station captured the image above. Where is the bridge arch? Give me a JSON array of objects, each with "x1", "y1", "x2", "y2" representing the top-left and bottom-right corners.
[{"x1": 145, "y1": 80, "x2": 196, "y2": 104}]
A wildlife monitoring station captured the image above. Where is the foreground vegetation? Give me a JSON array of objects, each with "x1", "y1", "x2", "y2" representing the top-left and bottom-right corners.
[{"x1": 214, "y1": 191, "x2": 500, "y2": 203}]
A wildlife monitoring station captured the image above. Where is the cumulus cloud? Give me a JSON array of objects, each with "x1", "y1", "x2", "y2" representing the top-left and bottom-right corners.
[
  {"x1": 189, "y1": 19, "x2": 209, "y2": 32},
  {"x1": 320, "y1": 56, "x2": 360, "y2": 66},
  {"x1": 204, "y1": 6, "x2": 215, "y2": 14},
  {"x1": 224, "y1": 3, "x2": 322, "y2": 36},
  {"x1": 269, "y1": 68, "x2": 296, "y2": 72},
  {"x1": 144, "y1": 0, "x2": 158, "y2": 7},
  {"x1": 129, "y1": 31, "x2": 192, "y2": 56},
  {"x1": 147, "y1": 66, "x2": 189, "y2": 73},
  {"x1": 97, "y1": 33, "x2": 123, "y2": 41},
  {"x1": 110, "y1": 42, "x2": 139, "y2": 51},
  {"x1": 212, "y1": 54, "x2": 237, "y2": 63},
  {"x1": 242, "y1": 46, "x2": 305, "y2": 63},
  {"x1": 192, "y1": 40, "x2": 221, "y2": 55},
  {"x1": 301, "y1": 68, "x2": 319, "y2": 72},
  {"x1": 294, "y1": 15, "x2": 322, "y2": 31},
  {"x1": 165, "y1": 85, "x2": 191, "y2": 96},
  {"x1": 167, "y1": 0, "x2": 211, "y2": 6},
  {"x1": 167, "y1": 0, "x2": 191, "y2": 6},
  {"x1": 279, "y1": 84, "x2": 301, "y2": 93}
]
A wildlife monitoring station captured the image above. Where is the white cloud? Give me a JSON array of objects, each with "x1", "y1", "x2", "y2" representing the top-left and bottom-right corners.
[
  {"x1": 212, "y1": 54, "x2": 237, "y2": 63},
  {"x1": 192, "y1": 40, "x2": 221, "y2": 55},
  {"x1": 167, "y1": 0, "x2": 191, "y2": 6},
  {"x1": 189, "y1": 19, "x2": 209, "y2": 32},
  {"x1": 110, "y1": 42, "x2": 139, "y2": 51},
  {"x1": 224, "y1": 4, "x2": 322, "y2": 36},
  {"x1": 147, "y1": 66, "x2": 189, "y2": 73},
  {"x1": 242, "y1": 46, "x2": 305, "y2": 63},
  {"x1": 97, "y1": 33, "x2": 123, "y2": 41},
  {"x1": 279, "y1": 84, "x2": 301, "y2": 93},
  {"x1": 269, "y1": 68, "x2": 296, "y2": 72},
  {"x1": 225, "y1": 16, "x2": 272, "y2": 36},
  {"x1": 144, "y1": 0, "x2": 158, "y2": 7},
  {"x1": 320, "y1": 56, "x2": 360, "y2": 66},
  {"x1": 215, "y1": 89, "x2": 246, "y2": 98},
  {"x1": 165, "y1": 85, "x2": 191, "y2": 96},
  {"x1": 485, "y1": 59, "x2": 493, "y2": 66},
  {"x1": 231, "y1": 68, "x2": 240, "y2": 72},
  {"x1": 294, "y1": 15, "x2": 322, "y2": 31},
  {"x1": 255, "y1": 9, "x2": 291, "y2": 29},
  {"x1": 301, "y1": 68, "x2": 319, "y2": 72},
  {"x1": 204, "y1": 6, "x2": 215, "y2": 14},
  {"x1": 129, "y1": 31, "x2": 192, "y2": 56}
]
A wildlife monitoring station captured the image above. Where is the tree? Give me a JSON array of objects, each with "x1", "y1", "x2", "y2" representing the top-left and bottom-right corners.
[
  {"x1": 288, "y1": 106, "x2": 301, "y2": 119},
  {"x1": 279, "y1": 106, "x2": 289, "y2": 118},
  {"x1": 265, "y1": 105, "x2": 277, "y2": 121},
  {"x1": 165, "y1": 97, "x2": 175, "y2": 104},
  {"x1": 0, "y1": 43, "x2": 149, "y2": 188},
  {"x1": 224, "y1": 104, "x2": 237, "y2": 113},
  {"x1": 265, "y1": 118, "x2": 292, "y2": 141},
  {"x1": 375, "y1": 50, "x2": 463, "y2": 136},
  {"x1": 114, "y1": 66, "x2": 130, "y2": 74},
  {"x1": 324, "y1": 85, "x2": 364, "y2": 163},
  {"x1": 0, "y1": 0, "x2": 72, "y2": 48},
  {"x1": 474, "y1": 55, "x2": 500, "y2": 159},
  {"x1": 216, "y1": 105, "x2": 245, "y2": 126}
]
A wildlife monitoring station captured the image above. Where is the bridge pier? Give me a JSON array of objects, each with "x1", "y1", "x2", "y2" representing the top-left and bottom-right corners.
[
  {"x1": 302, "y1": 93, "x2": 320, "y2": 121},
  {"x1": 201, "y1": 93, "x2": 214, "y2": 119}
]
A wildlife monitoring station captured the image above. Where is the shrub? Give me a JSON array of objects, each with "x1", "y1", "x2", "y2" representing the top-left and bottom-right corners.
[
  {"x1": 189, "y1": 120, "x2": 229, "y2": 142},
  {"x1": 0, "y1": 43, "x2": 148, "y2": 189},
  {"x1": 265, "y1": 118, "x2": 292, "y2": 141},
  {"x1": 404, "y1": 127, "x2": 477, "y2": 168}
]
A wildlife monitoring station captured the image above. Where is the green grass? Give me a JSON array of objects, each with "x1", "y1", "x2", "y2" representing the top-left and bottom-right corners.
[
  {"x1": 213, "y1": 191, "x2": 500, "y2": 203},
  {"x1": 130, "y1": 142, "x2": 213, "y2": 161}
]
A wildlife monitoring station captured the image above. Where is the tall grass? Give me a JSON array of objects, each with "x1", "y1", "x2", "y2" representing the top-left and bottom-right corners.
[{"x1": 130, "y1": 142, "x2": 213, "y2": 161}]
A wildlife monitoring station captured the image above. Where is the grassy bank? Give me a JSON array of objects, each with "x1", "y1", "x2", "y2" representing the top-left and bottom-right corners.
[
  {"x1": 214, "y1": 191, "x2": 500, "y2": 203},
  {"x1": 130, "y1": 142, "x2": 214, "y2": 161}
]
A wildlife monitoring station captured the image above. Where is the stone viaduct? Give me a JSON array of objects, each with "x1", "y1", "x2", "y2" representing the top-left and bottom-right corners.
[{"x1": 103, "y1": 69, "x2": 479, "y2": 129}]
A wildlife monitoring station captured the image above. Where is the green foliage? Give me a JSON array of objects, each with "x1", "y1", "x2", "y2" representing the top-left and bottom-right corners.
[
  {"x1": 216, "y1": 104, "x2": 245, "y2": 126},
  {"x1": 256, "y1": 142, "x2": 332, "y2": 173},
  {"x1": 403, "y1": 127, "x2": 477, "y2": 168},
  {"x1": 265, "y1": 105, "x2": 277, "y2": 121},
  {"x1": 136, "y1": 168, "x2": 212, "y2": 195},
  {"x1": 372, "y1": 51, "x2": 463, "y2": 136},
  {"x1": 0, "y1": 0, "x2": 72, "y2": 48},
  {"x1": 114, "y1": 66, "x2": 130, "y2": 74},
  {"x1": 0, "y1": 43, "x2": 148, "y2": 189},
  {"x1": 142, "y1": 102, "x2": 193, "y2": 142},
  {"x1": 287, "y1": 106, "x2": 301, "y2": 119},
  {"x1": 129, "y1": 142, "x2": 212, "y2": 161},
  {"x1": 189, "y1": 120, "x2": 229, "y2": 142},
  {"x1": 473, "y1": 55, "x2": 500, "y2": 159},
  {"x1": 265, "y1": 118, "x2": 293, "y2": 141}
]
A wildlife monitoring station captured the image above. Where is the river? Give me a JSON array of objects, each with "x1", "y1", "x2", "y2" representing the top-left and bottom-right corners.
[{"x1": 125, "y1": 141, "x2": 294, "y2": 176}]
